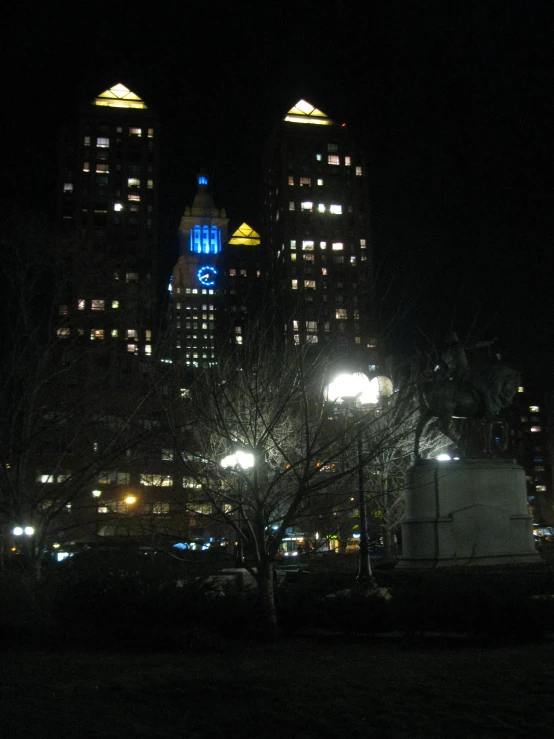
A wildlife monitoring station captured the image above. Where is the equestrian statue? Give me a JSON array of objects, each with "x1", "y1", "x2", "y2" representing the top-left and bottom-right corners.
[{"x1": 414, "y1": 333, "x2": 520, "y2": 459}]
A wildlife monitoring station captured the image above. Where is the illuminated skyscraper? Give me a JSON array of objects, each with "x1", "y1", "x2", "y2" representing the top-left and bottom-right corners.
[
  {"x1": 261, "y1": 100, "x2": 377, "y2": 370},
  {"x1": 57, "y1": 83, "x2": 159, "y2": 355},
  {"x1": 170, "y1": 173, "x2": 229, "y2": 368}
]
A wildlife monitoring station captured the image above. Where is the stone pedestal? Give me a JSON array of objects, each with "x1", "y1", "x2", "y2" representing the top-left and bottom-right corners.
[{"x1": 399, "y1": 459, "x2": 540, "y2": 567}]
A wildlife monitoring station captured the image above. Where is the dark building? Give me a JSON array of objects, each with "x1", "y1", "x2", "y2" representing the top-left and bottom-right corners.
[
  {"x1": 261, "y1": 100, "x2": 378, "y2": 371},
  {"x1": 513, "y1": 387, "x2": 553, "y2": 530},
  {"x1": 57, "y1": 83, "x2": 159, "y2": 356}
]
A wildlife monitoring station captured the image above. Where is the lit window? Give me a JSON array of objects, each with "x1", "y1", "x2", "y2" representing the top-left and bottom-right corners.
[
  {"x1": 294, "y1": 334, "x2": 300, "y2": 344},
  {"x1": 91, "y1": 299, "x2": 105, "y2": 311},
  {"x1": 291, "y1": 253, "x2": 297, "y2": 262},
  {"x1": 303, "y1": 253, "x2": 314, "y2": 261},
  {"x1": 355, "y1": 337, "x2": 361, "y2": 344},
  {"x1": 302, "y1": 240, "x2": 314, "y2": 251},
  {"x1": 300, "y1": 177, "x2": 311, "y2": 186},
  {"x1": 289, "y1": 201, "x2": 295, "y2": 211},
  {"x1": 518, "y1": 386, "x2": 524, "y2": 393},
  {"x1": 304, "y1": 280, "x2": 316, "y2": 289},
  {"x1": 147, "y1": 179, "x2": 153, "y2": 189},
  {"x1": 84, "y1": 136, "x2": 91, "y2": 146},
  {"x1": 91, "y1": 329, "x2": 104, "y2": 340},
  {"x1": 328, "y1": 155, "x2": 340, "y2": 165},
  {"x1": 356, "y1": 166, "x2": 362, "y2": 176},
  {"x1": 127, "y1": 344, "x2": 136, "y2": 353},
  {"x1": 288, "y1": 176, "x2": 294, "y2": 185},
  {"x1": 306, "y1": 321, "x2": 317, "y2": 333},
  {"x1": 321, "y1": 267, "x2": 327, "y2": 276},
  {"x1": 530, "y1": 426, "x2": 542, "y2": 433},
  {"x1": 360, "y1": 238, "x2": 367, "y2": 248},
  {"x1": 148, "y1": 128, "x2": 154, "y2": 138},
  {"x1": 83, "y1": 162, "x2": 90, "y2": 172},
  {"x1": 290, "y1": 240, "x2": 296, "y2": 249},
  {"x1": 529, "y1": 405, "x2": 540, "y2": 413},
  {"x1": 63, "y1": 183, "x2": 73, "y2": 193},
  {"x1": 97, "y1": 137, "x2": 109, "y2": 148},
  {"x1": 128, "y1": 193, "x2": 140, "y2": 201},
  {"x1": 345, "y1": 156, "x2": 351, "y2": 166},
  {"x1": 111, "y1": 300, "x2": 119, "y2": 309},
  {"x1": 113, "y1": 203, "x2": 124, "y2": 212},
  {"x1": 318, "y1": 204, "x2": 326, "y2": 213},
  {"x1": 140, "y1": 474, "x2": 173, "y2": 487},
  {"x1": 96, "y1": 163, "x2": 109, "y2": 173},
  {"x1": 316, "y1": 154, "x2": 322, "y2": 161},
  {"x1": 292, "y1": 279, "x2": 298, "y2": 290},
  {"x1": 536, "y1": 485, "x2": 547, "y2": 492},
  {"x1": 78, "y1": 299, "x2": 86, "y2": 310},
  {"x1": 56, "y1": 328, "x2": 70, "y2": 338},
  {"x1": 126, "y1": 272, "x2": 138, "y2": 282},
  {"x1": 127, "y1": 329, "x2": 137, "y2": 339},
  {"x1": 130, "y1": 127, "x2": 142, "y2": 136},
  {"x1": 332, "y1": 242, "x2": 343, "y2": 251},
  {"x1": 330, "y1": 204, "x2": 342, "y2": 214},
  {"x1": 37, "y1": 474, "x2": 55, "y2": 484},
  {"x1": 350, "y1": 256, "x2": 356, "y2": 265},
  {"x1": 320, "y1": 241, "x2": 327, "y2": 249},
  {"x1": 317, "y1": 179, "x2": 323, "y2": 186},
  {"x1": 336, "y1": 308, "x2": 348, "y2": 319},
  {"x1": 301, "y1": 201, "x2": 313, "y2": 211},
  {"x1": 128, "y1": 177, "x2": 140, "y2": 188},
  {"x1": 111, "y1": 329, "x2": 118, "y2": 338}
]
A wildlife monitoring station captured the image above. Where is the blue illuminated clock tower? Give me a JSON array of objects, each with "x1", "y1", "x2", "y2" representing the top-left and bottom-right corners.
[{"x1": 170, "y1": 172, "x2": 229, "y2": 369}]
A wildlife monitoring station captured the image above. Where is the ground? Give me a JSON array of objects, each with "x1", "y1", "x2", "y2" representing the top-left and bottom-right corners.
[{"x1": 1, "y1": 639, "x2": 553, "y2": 738}]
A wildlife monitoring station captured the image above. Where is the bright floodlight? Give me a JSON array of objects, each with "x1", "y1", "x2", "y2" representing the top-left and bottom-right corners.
[
  {"x1": 221, "y1": 451, "x2": 255, "y2": 469},
  {"x1": 12, "y1": 526, "x2": 23, "y2": 536},
  {"x1": 325, "y1": 372, "x2": 393, "y2": 406},
  {"x1": 124, "y1": 495, "x2": 137, "y2": 505},
  {"x1": 24, "y1": 526, "x2": 35, "y2": 536},
  {"x1": 436, "y1": 454, "x2": 451, "y2": 461}
]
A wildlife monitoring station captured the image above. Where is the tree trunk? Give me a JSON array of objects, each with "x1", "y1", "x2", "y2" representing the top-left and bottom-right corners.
[{"x1": 257, "y1": 559, "x2": 281, "y2": 639}]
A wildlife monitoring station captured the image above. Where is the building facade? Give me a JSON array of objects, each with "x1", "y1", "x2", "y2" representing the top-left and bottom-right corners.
[
  {"x1": 57, "y1": 83, "x2": 159, "y2": 356},
  {"x1": 261, "y1": 100, "x2": 377, "y2": 371}
]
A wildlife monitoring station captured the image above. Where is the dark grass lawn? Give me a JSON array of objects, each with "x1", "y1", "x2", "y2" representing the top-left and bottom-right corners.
[{"x1": 1, "y1": 638, "x2": 553, "y2": 739}]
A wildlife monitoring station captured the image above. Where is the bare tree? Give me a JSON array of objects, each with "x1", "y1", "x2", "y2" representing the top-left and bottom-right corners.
[{"x1": 157, "y1": 313, "x2": 430, "y2": 636}]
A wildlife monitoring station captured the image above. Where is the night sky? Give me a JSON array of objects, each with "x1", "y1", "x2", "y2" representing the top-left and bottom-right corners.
[{"x1": 4, "y1": 2, "x2": 553, "y2": 390}]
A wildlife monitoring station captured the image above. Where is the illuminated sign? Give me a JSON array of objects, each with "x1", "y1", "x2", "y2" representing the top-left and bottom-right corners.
[{"x1": 197, "y1": 265, "x2": 217, "y2": 287}]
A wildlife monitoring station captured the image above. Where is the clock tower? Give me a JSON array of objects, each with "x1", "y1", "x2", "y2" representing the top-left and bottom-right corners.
[{"x1": 170, "y1": 173, "x2": 229, "y2": 369}]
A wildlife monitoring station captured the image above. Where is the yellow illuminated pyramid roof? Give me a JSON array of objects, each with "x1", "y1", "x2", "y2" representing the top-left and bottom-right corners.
[
  {"x1": 228, "y1": 223, "x2": 261, "y2": 247},
  {"x1": 284, "y1": 99, "x2": 332, "y2": 125},
  {"x1": 93, "y1": 83, "x2": 147, "y2": 110}
]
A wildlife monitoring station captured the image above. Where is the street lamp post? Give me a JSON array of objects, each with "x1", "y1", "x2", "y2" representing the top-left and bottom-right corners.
[
  {"x1": 325, "y1": 372, "x2": 393, "y2": 586},
  {"x1": 221, "y1": 450, "x2": 254, "y2": 568}
]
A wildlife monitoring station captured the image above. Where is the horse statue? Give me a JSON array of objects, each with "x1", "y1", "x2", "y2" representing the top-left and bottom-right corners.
[{"x1": 413, "y1": 362, "x2": 520, "y2": 459}]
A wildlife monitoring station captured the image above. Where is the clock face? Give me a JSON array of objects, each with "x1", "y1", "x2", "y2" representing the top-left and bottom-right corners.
[{"x1": 197, "y1": 265, "x2": 217, "y2": 287}]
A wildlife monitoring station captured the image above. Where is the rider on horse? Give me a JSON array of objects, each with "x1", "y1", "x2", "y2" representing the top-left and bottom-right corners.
[{"x1": 438, "y1": 332, "x2": 497, "y2": 419}]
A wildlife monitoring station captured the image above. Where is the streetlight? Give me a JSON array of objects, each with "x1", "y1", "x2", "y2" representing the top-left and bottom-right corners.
[
  {"x1": 221, "y1": 450, "x2": 254, "y2": 567},
  {"x1": 325, "y1": 371, "x2": 393, "y2": 585}
]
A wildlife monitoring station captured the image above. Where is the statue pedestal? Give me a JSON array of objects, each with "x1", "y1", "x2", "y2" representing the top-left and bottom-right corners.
[{"x1": 398, "y1": 459, "x2": 540, "y2": 568}]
